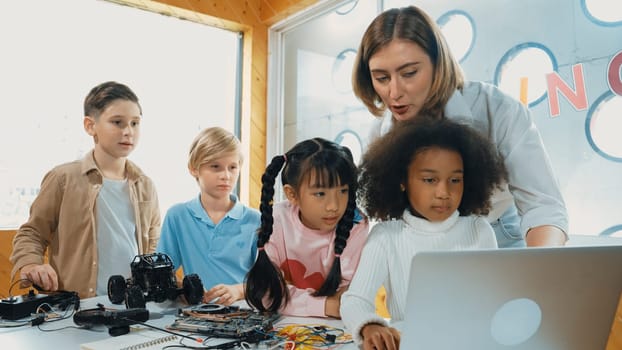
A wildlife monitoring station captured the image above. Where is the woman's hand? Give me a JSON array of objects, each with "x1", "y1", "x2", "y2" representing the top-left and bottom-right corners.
[
  {"x1": 203, "y1": 283, "x2": 244, "y2": 305},
  {"x1": 361, "y1": 323, "x2": 401, "y2": 350}
]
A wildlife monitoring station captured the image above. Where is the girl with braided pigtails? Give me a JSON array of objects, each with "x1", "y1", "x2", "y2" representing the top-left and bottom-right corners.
[{"x1": 244, "y1": 138, "x2": 369, "y2": 318}]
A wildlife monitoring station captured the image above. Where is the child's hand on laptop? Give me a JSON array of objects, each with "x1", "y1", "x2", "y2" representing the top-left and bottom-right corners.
[{"x1": 361, "y1": 323, "x2": 400, "y2": 350}]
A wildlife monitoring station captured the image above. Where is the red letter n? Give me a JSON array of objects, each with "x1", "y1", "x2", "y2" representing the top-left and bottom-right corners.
[{"x1": 546, "y1": 64, "x2": 588, "y2": 117}]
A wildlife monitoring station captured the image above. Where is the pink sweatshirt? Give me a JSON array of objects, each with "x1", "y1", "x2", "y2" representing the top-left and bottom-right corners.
[{"x1": 264, "y1": 201, "x2": 369, "y2": 317}]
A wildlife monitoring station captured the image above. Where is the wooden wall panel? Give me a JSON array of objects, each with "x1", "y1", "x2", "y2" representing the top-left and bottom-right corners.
[
  {"x1": 260, "y1": 0, "x2": 321, "y2": 24},
  {"x1": 0, "y1": 230, "x2": 28, "y2": 298},
  {"x1": 607, "y1": 299, "x2": 622, "y2": 350},
  {"x1": 0, "y1": 230, "x2": 15, "y2": 298}
]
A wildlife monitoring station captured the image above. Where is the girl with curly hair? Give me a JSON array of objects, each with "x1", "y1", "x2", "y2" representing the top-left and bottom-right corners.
[{"x1": 341, "y1": 117, "x2": 507, "y2": 349}]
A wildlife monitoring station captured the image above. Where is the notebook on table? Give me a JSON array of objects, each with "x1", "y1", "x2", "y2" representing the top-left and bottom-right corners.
[
  {"x1": 80, "y1": 330, "x2": 179, "y2": 350},
  {"x1": 398, "y1": 245, "x2": 622, "y2": 350},
  {"x1": 79, "y1": 329, "x2": 240, "y2": 350}
]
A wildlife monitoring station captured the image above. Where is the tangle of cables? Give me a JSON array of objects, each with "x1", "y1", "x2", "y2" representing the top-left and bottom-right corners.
[{"x1": 270, "y1": 323, "x2": 353, "y2": 349}]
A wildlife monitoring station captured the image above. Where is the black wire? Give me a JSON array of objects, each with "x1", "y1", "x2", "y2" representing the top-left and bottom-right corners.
[
  {"x1": 37, "y1": 324, "x2": 85, "y2": 332},
  {"x1": 122, "y1": 318, "x2": 203, "y2": 343},
  {"x1": 162, "y1": 339, "x2": 242, "y2": 349},
  {"x1": 0, "y1": 291, "x2": 76, "y2": 329},
  {"x1": 34, "y1": 303, "x2": 79, "y2": 331},
  {"x1": 8, "y1": 278, "x2": 32, "y2": 297}
]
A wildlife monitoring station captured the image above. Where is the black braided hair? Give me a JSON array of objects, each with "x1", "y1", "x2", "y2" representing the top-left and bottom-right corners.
[
  {"x1": 244, "y1": 138, "x2": 359, "y2": 312},
  {"x1": 313, "y1": 146, "x2": 357, "y2": 297},
  {"x1": 244, "y1": 154, "x2": 288, "y2": 312}
]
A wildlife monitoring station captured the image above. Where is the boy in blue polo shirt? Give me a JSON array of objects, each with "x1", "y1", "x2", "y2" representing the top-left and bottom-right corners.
[{"x1": 156, "y1": 127, "x2": 259, "y2": 305}]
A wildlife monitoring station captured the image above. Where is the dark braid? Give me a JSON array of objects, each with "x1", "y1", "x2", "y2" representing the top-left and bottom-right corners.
[
  {"x1": 314, "y1": 144, "x2": 358, "y2": 296},
  {"x1": 257, "y1": 156, "x2": 286, "y2": 248},
  {"x1": 314, "y1": 180, "x2": 357, "y2": 296},
  {"x1": 244, "y1": 155, "x2": 289, "y2": 312},
  {"x1": 245, "y1": 138, "x2": 360, "y2": 311}
]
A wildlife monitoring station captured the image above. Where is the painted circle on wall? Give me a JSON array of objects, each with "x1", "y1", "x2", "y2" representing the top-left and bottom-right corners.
[
  {"x1": 582, "y1": 0, "x2": 622, "y2": 26},
  {"x1": 585, "y1": 91, "x2": 622, "y2": 162},
  {"x1": 437, "y1": 10, "x2": 475, "y2": 63},
  {"x1": 332, "y1": 48, "x2": 357, "y2": 94},
  {"x1": 495, "y1": 42, "x2": 557, "y2": 108},
  {"x1": 335, "y1": 0, "x2": 358, "y2": 15},
  {"x1": 600, "y1": 225, "x2": 622, "y2": 237},
  {"x1": 335, "y1": 129, "x2": 362, "y2": 164}
]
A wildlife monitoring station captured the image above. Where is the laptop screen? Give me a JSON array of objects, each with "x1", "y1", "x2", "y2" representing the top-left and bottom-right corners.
[{"x1": 399, "y1": 246, "x2": 622, "y2": 350}]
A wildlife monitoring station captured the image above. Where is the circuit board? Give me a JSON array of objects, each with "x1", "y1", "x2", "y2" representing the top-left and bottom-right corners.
[{"x1": 167, "y1": 303, "x2": 280, "y2": 341}]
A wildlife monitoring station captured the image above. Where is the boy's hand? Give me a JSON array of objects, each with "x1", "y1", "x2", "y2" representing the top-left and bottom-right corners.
[
  {"x1": 361, "y1": 323, "x2": 401, "y2": 350},
  {"x1": 325, "y1": 287, "x2": 348, "y2": 318},
  {"x1": 19, "y1": 264, "x2": 59, "y2": 291},
  {"x1": 203, "y1": 283, "x2": 244, "y2": 306}
]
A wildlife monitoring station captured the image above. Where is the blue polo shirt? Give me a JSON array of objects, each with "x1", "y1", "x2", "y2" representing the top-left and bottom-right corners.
[{"x1": 156, "y1": 194, "x2": 260, "y2": 290}]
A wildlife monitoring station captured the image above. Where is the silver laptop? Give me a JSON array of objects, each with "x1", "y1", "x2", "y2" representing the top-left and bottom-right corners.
[{"x1": 399, "y1": 246, "x2": 622, "y2": 349}]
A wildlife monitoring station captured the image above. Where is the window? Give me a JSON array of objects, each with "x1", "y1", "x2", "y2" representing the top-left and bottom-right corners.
[
  {"x1": 269, "y1": 0, "x2": 622, "y2": 236},
  {"x1": 0, "y1": 0, "x2": 241, "y2": 228},
  {"x1": 267, "y1": 0, "x2": 378, "y2": 161}
]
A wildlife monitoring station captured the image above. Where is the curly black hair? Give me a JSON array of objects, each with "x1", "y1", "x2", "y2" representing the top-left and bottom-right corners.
[
  {"x1": 358, "y1": 117, "x2": 507, "y2": 221},
  {"x1": 244, "y1": 138, "x2": 359, "y2": 313}
]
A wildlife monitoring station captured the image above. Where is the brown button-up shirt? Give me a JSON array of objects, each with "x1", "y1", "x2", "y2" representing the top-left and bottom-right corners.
[{"x1": 10, "y1": 150, "x2": 161, "y2": 298}]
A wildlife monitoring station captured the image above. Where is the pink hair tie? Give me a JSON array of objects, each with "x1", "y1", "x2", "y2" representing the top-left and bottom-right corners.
[
  {"x1": 258, "y1": 247, "x2": 265, "y2": 252},
  {"x1": 334, "y1": 254, "x2": 341, "y2": 258}
]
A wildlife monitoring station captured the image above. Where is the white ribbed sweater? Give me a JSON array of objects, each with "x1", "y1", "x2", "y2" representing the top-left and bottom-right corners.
[{"x1": 340, "y1": 210, "x2": 498, "y2": 343}]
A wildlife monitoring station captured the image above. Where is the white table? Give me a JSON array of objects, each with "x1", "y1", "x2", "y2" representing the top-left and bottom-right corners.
[
  {"x1": 0, "y1": 295, "x2": 357, "y2": 349},
  {"x1": 4, "y1": 235, "x2": 618, "y2": 349}
]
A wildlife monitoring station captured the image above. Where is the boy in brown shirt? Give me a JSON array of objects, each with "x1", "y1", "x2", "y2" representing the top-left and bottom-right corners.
[{"x1": 10, "y1": 81, "x2": 160, "y2": 298}]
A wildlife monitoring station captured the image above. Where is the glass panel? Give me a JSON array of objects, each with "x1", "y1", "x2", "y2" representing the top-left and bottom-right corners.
[
  {"x1": 0, "y1": 0, "x2": 240, "y2": 228},
  {"x1": 276, "y1": 0, "x2": 622, "y2": 237},
  {"x1": 281, "y1": 0, "x2": 379, "y2": 158}
]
